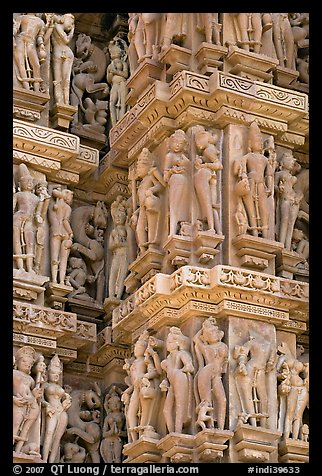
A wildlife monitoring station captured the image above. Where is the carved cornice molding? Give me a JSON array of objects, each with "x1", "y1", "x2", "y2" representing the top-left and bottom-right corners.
[
  {"x1": 112, "y1": 265, "x2": 308, "y2": 343},
  {"x1": 13, "y1": 121, "x2": 100, "y2": 184},
  {"x1": 65, "y1": 144, "x2": 99, "y2": 177},
  {"x1": 107, "y1": 70, "x2": 308, "y2": 168},
  {"x1": 13, "y1": 300, "x2": 76, "y2": 338},
  {"x1": 13, "y1": 149, "x2": 60, "y2": 173},
  {"x1": 13, "y1": 332, "x2": 78, "y2": 362},
  {"x1": 13, "y1": 119, "x2": 79, "y2": 162},
  {"x1": 13, "y1": 301, "x2": 98, "y2": 353},
  {"x1": 64, "y1": 361, "x2": 102, "y2": 378}
]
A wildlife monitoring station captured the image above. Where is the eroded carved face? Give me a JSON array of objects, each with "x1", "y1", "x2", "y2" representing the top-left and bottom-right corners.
[{"x1": 16, "y1": 355, "x2": 33, "y2": 373}]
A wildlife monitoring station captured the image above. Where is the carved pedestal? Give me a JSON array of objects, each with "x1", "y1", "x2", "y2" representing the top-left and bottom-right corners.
[
  {"x1": 126, "y1": 58, "x2": 163, "y2": 106},
  {"x1": 70, "y1": 124, "x2": 107, "y2": 150},
  {"x1": 123, "y1": 438, "x2": 161, "y2": 463},
  {"x1": 232, "y1": 425, "x2": 281, "y2": 463},
  {"x1": 125, "y1": 249, "x2": 165, "y2": 293},
  {"x1": 103, "y1": 296, "x2": 121, "y2": 322},
  {"x1": 293, "y1": 265, "x2": 309, "y2": 283},
  {"x1": 51, "y1": 103, "x2": 78, "y2": 131},
  {"x1": 67, "y1": 297, "x2": 104, "y2": 323},
  {"x1": 194, "y1": 429, "x2": 234, "y2": 462},
  {"x1": 164, "y1": 235, "x2": 192, "y2": 268},
  {"x1": 159, "y1": 45, "x2": 192, "y2": 76},
  {"x1": 274, "y1": 66, "x2": 299, "y2": 88},
  {"x1": 276, "y1": 249, "x2": 304, "y2": 279},
  {"x1": 195, "y1": 43, "x2": 228, "y2": 76},
  {"x1": 45, "y1": 282, "x2": 73, "y2": 310},
  {"x1": 278, "y1": 438, "x2": 309, "y2": 463},
  {"x1": 193, "y1": 231, "x2": 224, "y2": 264},
  {"x1": 13, "y1": 451, "x2": 44, "y2": 464},
  {"x1": 13, "y1": 269, "x2": 49, "y2": 306},
  {"x1": 157, "y1": 433, "x2": 194, "y2": 463},
  {"x1": 13, "y1": 87, "x2": 50, "y2": 123},
  {"x1": 232, "y1": 235, "x2": 284, "y2": 274},
  {"x1": 225, "y1": 46, "x2": 279, "y2": 82}
]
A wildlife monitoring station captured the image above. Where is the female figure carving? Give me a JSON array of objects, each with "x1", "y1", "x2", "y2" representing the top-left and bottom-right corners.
[
  {"x1": 271, "y1": 13, "x2": 295, "y2": 69},
  {"x1": 163, "y1": 130, "x2": 191, "y2": 236},
  {"x1": 276, "y1": 343, "x2": 309, "y2": 440},
  {"x1": 42, "y1": 355, "x2": 72, "y2": 462},
  {"x1": 160, "y1": 327, "x2": 194, "y2": 434},
  {"x1": 48, "y1": 186, "x2": 74, "y2": 284},
  {"x1": 274, "y1": 151, "x2": 300, "y2": 249},
  {"x1": 51, "y1": 13, "x2": 75, "y2": 104},
  {"x1": 108, "y1": 196, "x2": 129, "y2": 299},
  {"x1": 193, "y1": 125, "x2": 223, "y2": 233},
  {"x1": 107, "y1": 38, "x2": 129, "y2": 126}
]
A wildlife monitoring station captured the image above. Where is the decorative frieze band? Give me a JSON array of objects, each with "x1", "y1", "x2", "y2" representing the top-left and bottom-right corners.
[
  {"x1": 112, "y1": 265, "x2": 308, "y2": 343},
  {"x1": 13, "y1": 119, "x2": 79, "y2": 161},
  {"x1": 106, "y1": 69, "x2": 308, "y2": 169},
  {"x1": 13, "y1": 300, "x2": 77, "y2": 336}
]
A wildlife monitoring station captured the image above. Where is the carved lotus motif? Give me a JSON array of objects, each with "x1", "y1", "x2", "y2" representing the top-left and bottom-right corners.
[
  {"x1": 270, "y1": 280, "x2": 280, "y2": 292},
  {"x1": 234, "y1": 272, "x2": 247, "y2": 286},
  {"x1": 252, "y1": 276, "x2": 265, "y2": 289}
]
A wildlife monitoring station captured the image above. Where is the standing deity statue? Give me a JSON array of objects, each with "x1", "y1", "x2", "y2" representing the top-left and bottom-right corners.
[
  {"x1": 276, "y1": 343, "x2": 309, "y2": 440},
  {"x1": 163, "y1": 130, "x2": 191, "y2": 236},
  {"x1": 271, "y1": 13, "x2": 295, "y2": 69},
  {"x1": 13, "y1": 347, "x2": 43, "y2": 455},
  {"x1": 100, "y1": 386, "x2": 126, "y2": 463},
  {"x1": 13, "y1": 164, "x2": 41, "y2": 274},
  {"x1": 13, "y1": 13, "x2": 54, "y2": 92},
  {"x1": 127, "y1": 14, "x2": 145, "y2": 72},
  {"x1": 233, "y1": 330, "x2": 277, "y2": 428},
  {"x1": 138, "y1": 335, "x2": 163, "y2": 438},
  {"x1": 130, "y1": 148, "x2": 165, "y2": 255},
  {"x1": 196, "y1": 13, "x2": 221, "y2": 45},
  {"x1": 233, "y1": 122, "x2": 274, "y2": 239},
  {"x1": 34, "y1": 181, "x2": 51, "y2": 274},
  {"x1": 193, "y1": 317, "x2": 228, "y2": 431},
  {"x1": 193, "y1": 125, "x2": 223, "y2": 233},
  {"x1": 121, "y1": 331, "x2": 149, "y2": 443},
  {"x1": 230, "y1": 13, "x2": 263, "y2": 53},
  {"x1": 51, "y1": 13, "x2": 75, "y2": 104},
  {"x1": 160, "y1": 327, "x2": 194, "y2": 434},
  {"x1": 42, "y1": 355, "x2": 72, "y2": 463},
  {"x1": 161, "y1": 13, "x2": 189, "y2": 52},
  {"x1": 108, "y1": 196, "x2": 129, "y2": 300},
  {"x1": 274, "y1": 151, "x2": 301, "y2": 249},
  {"x1": 106, "y1": 38, "x2": 129, "y2": 127},
  {"x1": 48, "y1": 186, "x2": 73, "y2": 285},
  {"x1": 140, "y1": 13, "x2": 162, "y2": 60}
]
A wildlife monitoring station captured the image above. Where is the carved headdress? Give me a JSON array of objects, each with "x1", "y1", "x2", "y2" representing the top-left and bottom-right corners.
[
  {"x1": 48, "y1": 354, "x2": 62, "y2": 374},
  {"x1": 248, "y1": 121, "x2": 263, "y2": 152},
  {"x1": 15, "y1": 345, "x2": 35, "y2": 362},
  {"x1": 18, "y1": 163, "x2": 33, "y2": 187}
]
